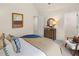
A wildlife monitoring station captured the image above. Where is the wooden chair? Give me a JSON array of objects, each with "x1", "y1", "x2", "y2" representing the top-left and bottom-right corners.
[{"x1": 65, "y1": 36, "x2": 79, "y2": 56}]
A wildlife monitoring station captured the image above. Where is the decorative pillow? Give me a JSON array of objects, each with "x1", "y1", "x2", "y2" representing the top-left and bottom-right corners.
[
  {"x1": 5, "y1": 34, "x2": 21, "y2": 53},
  {"x1": 5, "y1": 34, "x2": 16, "y2": 52},
  {"x1": 73, "y1": 36, "x2": 79, "y2": 43},
  {"x1": 4, "y1": 46, "x2": 9, "y2": 56},
  {"x1": 20, "y1": 34, "x2": 41, "y2": 38},
  {"x1": 0, "y1": 48, "x2": 5, "y2": 56},
  {"x1": 0, "y1": 32, "x2": 4, "y2": 49},
  {"x1": 12, "y1": 36, "x2": 21, "y2": 53},
  {"x1": 3, "y1": 39, "x2": 16, "y2": 56},
  {"x1": 5, "y1": 34, "x2": 12, "y2": 42},
  {"x1": 11, "y1": 39, "x2": 17, "y2": 52}
]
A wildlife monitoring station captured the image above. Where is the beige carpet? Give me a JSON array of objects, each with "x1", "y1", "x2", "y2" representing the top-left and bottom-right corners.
[
  {"x1": 24, "y1": 38, "x2": 62, "y2": 56},
  {"x1": 54, "y1": 40, "x2": 72, "y2": 56}
]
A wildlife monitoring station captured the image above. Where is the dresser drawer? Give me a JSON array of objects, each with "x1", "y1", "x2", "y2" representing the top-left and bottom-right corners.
[{"x1": 44, "y1": 28, "x2": 56, "y2": 40}]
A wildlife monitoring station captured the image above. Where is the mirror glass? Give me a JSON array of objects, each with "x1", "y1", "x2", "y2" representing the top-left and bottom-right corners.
[{"x1": 47, "y1": 18, "x2": 56, "y2": 27}]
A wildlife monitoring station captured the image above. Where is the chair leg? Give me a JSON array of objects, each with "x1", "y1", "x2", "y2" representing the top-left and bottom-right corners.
[
  {"x1": 73, "y1": 50, "x2": 77, "y2": 56},
  {"x1": 73, "y1": 44, "x2": 78, "y2": 56},
  {"x1": 65, "y1": 43, "x2": 67, "y2": 47}
]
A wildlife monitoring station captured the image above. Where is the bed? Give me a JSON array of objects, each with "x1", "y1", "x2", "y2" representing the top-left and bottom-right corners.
[
  {"x1": 23, "y1": 37, "x2": 62, "y2": 56},
  {"x1": 0, "y1": 33, "x2": 46, "y2": 56},
  {"x1": 15, "y1": 38, "x2": 46, "y2": 56},
  {"x1": 0, "y1": 33, "x2": 62, "y2": 56},
  {"x1": 20, "y1": 34, "x2": 62, "y2": 56}
]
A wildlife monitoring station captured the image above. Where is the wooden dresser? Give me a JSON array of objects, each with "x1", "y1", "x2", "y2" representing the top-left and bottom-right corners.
[{"x1": 44, "y1": 27, "x2": 56, "y2": 40}]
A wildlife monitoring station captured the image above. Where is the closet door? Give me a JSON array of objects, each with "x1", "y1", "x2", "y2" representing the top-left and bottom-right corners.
[
  {"x1": 77, "y1": 12, "x2": 79, "y2": 34},
  {"x1": 33, "y1": 16, "x2": 38, "y2": 34},
  {"x1": 33, "y1": 16, "x2": 45, "y2": 36},
  {"x1": 64, "y1": 12, "x2": 77, "y2": 36}
]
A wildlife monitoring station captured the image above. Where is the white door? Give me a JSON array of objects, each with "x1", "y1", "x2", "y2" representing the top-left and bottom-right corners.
[
  {"x1": 77, "y1": 12, "x2": 79, "y2": 34},
  {"x1": 33, "y1": 16, "x2": 38, "y2": 34},
  {"x1": 64, "y1": 12, "x2": 77, "y2": 37}
]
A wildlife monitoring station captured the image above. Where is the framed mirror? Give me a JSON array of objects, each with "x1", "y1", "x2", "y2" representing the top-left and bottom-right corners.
[
  {"x1": 47, "y1": 18, "x2": 56, "y2": 27},
  {"x1": 12, "y1": 13, "x2": 23, "y2": 28}
]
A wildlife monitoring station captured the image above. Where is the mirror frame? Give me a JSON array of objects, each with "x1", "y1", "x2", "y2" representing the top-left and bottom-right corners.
[{"x1": 47, "y1": 18, "x2": 55, "y2": 27}]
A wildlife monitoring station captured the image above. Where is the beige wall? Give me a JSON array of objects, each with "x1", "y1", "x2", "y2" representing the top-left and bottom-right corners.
[
  {"x1": 0, "y1": 3, "x2": 38, "y2": 37},
  {"x1": 44, "y1": 12, "x2": 65, "y2": 40},
  {"x1": 38, "y1": 11, "x2": 78, "y2": 40}
]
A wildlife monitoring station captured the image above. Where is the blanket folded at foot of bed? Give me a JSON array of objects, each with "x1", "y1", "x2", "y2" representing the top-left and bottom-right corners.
[{"x1": 23, "y1": 38, "x2": 62, "y2": 56}]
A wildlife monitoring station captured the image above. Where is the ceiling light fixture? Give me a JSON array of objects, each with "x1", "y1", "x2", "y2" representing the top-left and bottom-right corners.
[
  {"x1": 48, "y1": 3, "x2": 51, "y2": 5},
  {"x1": 48, "y1": 3, "x2": 55, "y2": 7}
]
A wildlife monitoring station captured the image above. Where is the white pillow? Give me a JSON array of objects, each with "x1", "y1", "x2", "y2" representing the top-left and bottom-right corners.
[
  {"x1": 4, "y1": 39, "x2": 16, "y2": 56},
  {"x1": 0, "y1": 49, "x2": 5, "y2": 56},
  {"x1": 11, "y1": 39, "x2": 17, "y2": 52}
]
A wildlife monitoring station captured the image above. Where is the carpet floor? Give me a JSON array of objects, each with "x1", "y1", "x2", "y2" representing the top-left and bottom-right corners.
[{"x1": 54, "y1": 40, "x2": 72, "y2": 56}]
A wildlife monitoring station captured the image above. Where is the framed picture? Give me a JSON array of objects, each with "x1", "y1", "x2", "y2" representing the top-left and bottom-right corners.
[{"x1": 12, "y1": 13, "x2": 23, "y2": 28}]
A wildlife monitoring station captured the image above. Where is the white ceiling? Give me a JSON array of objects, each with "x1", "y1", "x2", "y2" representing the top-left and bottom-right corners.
[{"x1": 33, "y1": 3, "x2": 79, "y2": 14}]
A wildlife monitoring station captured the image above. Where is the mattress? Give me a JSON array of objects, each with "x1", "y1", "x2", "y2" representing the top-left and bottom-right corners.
[
  {"x1": 16, "y1": 38, "x2": 46, "y2": 56},
  {"x1": 23, "y1": 37, "x2": 62, "y2": 56},
  {"x1": 0, "y1": 38, "x2": 46, "y2": 56}
]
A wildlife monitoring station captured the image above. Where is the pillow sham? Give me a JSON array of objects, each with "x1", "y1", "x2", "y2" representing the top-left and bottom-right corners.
[
  {"x1": 73, "y1": 36, "x2": 79, "y2": 43},
  {"x1": 3, "y1": 39, "x2": 16, "y2": 56},
  {"x1": 5, "y1": 34, "x2": 16, "y2": 52},
  {"x1": 5, "y1": 34, "x2": 21, "y2": 53},
  {"x1": 12, "y1": 36, "x2": 21, "y2": 53},
  {"x1": 0, "y1": 48, "x2": 5, "y2": 56},
  {"x1": 11, "y1": 39, "x2": 17, "y2": 53},
  {"x1": 5, "y1": 34, "x2": 12, "y2": 42},
  {"x1": 0, "y1": 32, "x2": 4, "y2": 49}
]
